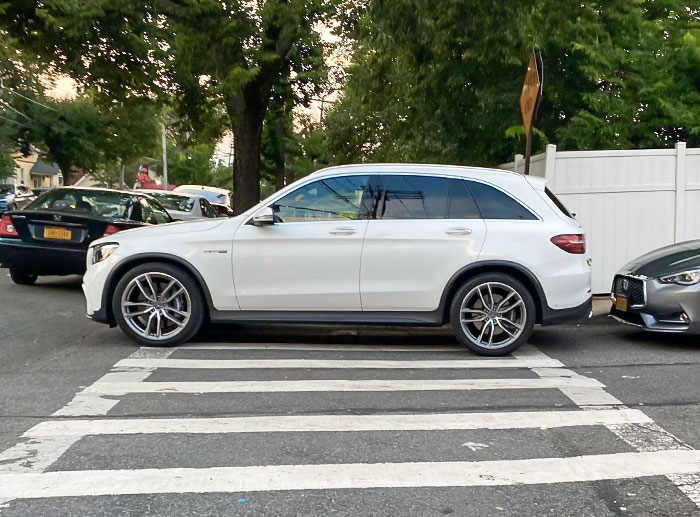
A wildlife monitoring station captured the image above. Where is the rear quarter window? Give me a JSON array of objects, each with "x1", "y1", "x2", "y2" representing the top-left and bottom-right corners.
[{"x1": 466, "y1": 181, "x2": 537, "y2": 220}]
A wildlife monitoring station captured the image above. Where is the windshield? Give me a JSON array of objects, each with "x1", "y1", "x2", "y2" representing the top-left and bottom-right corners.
[
  {"x1": 180, "y1": 189, "x2": 228, "y2": 204},
  {"x1": 149, "y1": 193, "x2": 195, "y2": 212},
  {"x1": 0, "y1": 185, "x2": 13, "y2": 195},
  {"x1": 27, "y1": 189, "x2": 143, "y2": 220}
]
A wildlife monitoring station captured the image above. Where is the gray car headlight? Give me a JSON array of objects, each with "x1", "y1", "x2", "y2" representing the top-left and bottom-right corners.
[
  {"x1": 89, "y1": 243, "x2": 119, "y2": 266},
  {"x1": 659, "y1": 269, "x2": 700, "y2": 285}
]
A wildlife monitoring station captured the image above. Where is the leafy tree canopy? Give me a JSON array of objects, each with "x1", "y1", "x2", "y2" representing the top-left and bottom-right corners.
[{"x1": 322, "y1": 0, "x2": 700, "y2": 166}]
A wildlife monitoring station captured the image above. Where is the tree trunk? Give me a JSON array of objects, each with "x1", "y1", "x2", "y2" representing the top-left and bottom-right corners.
[
  {"x1": 119, "y1": 162, "x2": 126, "y2": 189},
  {"x1": 274, "y1": 116, "x2": 286, "y2": 191},
  {"x1": 233, "y1": 116, "x2": 263, "y2": 214},
  {"x1": 58, "y1": 160, "x2": 73, "y2": 186}
]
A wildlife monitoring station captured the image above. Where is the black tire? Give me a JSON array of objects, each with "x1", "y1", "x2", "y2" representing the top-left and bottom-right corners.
[
  {"x1": 9, "y1": 268, "x2": 38, "y2": 285},
  {"x1": 112, "y1": 262, "x2": 206, "y2": 347},
  {"x1": 450, "y1": 272, "x2": 536, "y2": 356}
]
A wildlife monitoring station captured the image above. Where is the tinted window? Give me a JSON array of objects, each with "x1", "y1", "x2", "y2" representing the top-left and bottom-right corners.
[
  {"x1": 273, "y1": 175, "x2": 370, "y2": 223},
  {"x1": 28, "y1": 189, "x2": 141, "y2": 220},
  {"x1": 447, "y1": 179, "x2": 481, "y2": 219},
  {"x1": 201, "y1": 199, "x2": 216, "y2": 218},
  {"x1": 143, "y1": 198, "x2": 172, "y2": 224},
  {"x1": 151, "y1": 193, "x2": 195, "y2": 212},
  {"x1": 377, "y1": 175, "x2": 450, "y2": 219},
  {"x1": 467, "y1": 182, "x2": 537, "y2": 220}
]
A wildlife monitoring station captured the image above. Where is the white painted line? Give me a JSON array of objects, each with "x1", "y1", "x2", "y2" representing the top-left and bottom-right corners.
[
  {"x1": 178, "y1": 343, "x2": 464, "y2": 352},
  {"x1": 84, "y1": 376, "x2": 604, "y2": 395},
  {"x1": 114, "y1": 357, "x2": 564, "y2": 370},
  {"x1": 3, "y1": 450, "x2": 700, "y2": 499},
  {"x1": 528, "y1": 347, "x2": 700, "y2": 507},
  {"x1": 26, "y1": 409, "x2": 652, "y2": 438},
  {"x1": 0, "y1": 347, "x2": 176, "y2": 475}
]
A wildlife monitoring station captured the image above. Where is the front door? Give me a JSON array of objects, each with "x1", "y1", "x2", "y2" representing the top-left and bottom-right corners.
[
  {"x1": 360, "y1": 174, "x2": 487, "y2": 311},
  {"x1": 233, "y1": 174, "x2": 372, "y2": 310}
]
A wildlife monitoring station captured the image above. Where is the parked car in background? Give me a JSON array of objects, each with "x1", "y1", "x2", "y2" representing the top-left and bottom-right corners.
[
  {"x1": 139, "y1": 190, "x2": 218, "y2": 220},
  {"x1": 0, "y1": 184, "x2": 36, "y2": 213},
  {"x1": 83, "y1": 164, "x2": 591, "y2": 356},
  {"x1": 611, "y1": 240, "x2": 700, "y2": 333},
  {"x1": 211, "y1": 203, "x2": 235, "y2": 218},
  {"x1": 0, "y1": 187, "x2": 173, "y2": 284},
  {"x1": 174, "y1": 185, "x2": 231, "y2": 207}
]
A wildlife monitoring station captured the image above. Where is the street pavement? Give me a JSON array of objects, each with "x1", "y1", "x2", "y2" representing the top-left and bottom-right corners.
[{"x1": 1, "y1": 272, "x2": 700, "y2": 515}]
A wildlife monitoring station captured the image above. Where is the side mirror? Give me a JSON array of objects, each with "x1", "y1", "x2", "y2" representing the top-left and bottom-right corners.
[{"x1": 251, "y1": 206, "x2": 274, "y2": 226}]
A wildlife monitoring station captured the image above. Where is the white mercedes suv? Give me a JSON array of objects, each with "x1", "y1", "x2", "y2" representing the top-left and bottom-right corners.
[{"x1": 83, "y1": 164, "x2": 592, "y2": 356}]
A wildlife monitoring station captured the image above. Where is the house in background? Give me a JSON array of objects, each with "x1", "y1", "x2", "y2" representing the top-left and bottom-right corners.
[{"x1": 10, "y1": 149, "x2": 63, "y2": 189}]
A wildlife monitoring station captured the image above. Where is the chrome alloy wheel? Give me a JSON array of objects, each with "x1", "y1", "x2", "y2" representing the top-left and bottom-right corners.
[
  {"x1": 120, "y1": 272, "x2": 192, "y2": 341},
  {"x1": 459, "y1": 281, "x2": 526, "y2": 350}
]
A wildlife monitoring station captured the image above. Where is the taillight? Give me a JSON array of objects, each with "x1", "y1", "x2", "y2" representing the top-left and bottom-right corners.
[
  {"x1": 103, "y1": 224, "x2": 121, "y2": 236},
  {"x1": 0, "y1": 215, "x2": 19, "y2": 238},
  {"x1": 550, "y1": 234, "x2": 585, "y2": 254}
]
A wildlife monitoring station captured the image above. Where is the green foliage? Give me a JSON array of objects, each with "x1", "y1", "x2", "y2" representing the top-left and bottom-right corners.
[
  {"x1": 166, "y1": 143, "x2": 217, "y2": 187},
  {"x1": 1, "y1": 0, "x2": 336, "y2": 211},
  {"x1": 0, "y1": 149, "x2": 14, "y2": 179},
  {"x1": 322, "y1": 0, "x2": 700, "y2": 165}
]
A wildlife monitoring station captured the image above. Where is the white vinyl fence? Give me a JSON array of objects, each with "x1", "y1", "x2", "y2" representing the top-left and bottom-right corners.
[{"x1": 499, "y1": 143, "x2": 700, "y2": 294}]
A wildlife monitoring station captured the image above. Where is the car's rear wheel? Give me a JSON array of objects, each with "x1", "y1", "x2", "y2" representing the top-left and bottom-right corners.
[
  {"x1": 450, "y1": 272, "x2": 536, "y2": 356},
  {"x1": 9, "y1": 268, "x2": 37, "y2": 285},
  {"x1": 112, "y1": 262, "x2": 205, "y2": 347}
]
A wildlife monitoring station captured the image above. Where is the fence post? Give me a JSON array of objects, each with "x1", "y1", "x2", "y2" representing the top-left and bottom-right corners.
[
  {"x1": 514, "y1": 154, "x2": 523, "y2": 174},
  {"x1": 674, "y1": 141, "x2": 687, "y2": 243},
  {"x1": 544, "y1": 144, "x2": 557, "y2": 185}
]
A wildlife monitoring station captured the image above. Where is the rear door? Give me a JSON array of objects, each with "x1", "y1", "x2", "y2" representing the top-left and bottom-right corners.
[{"x1": 360, "y1": 174, "x2": 487, "y2": 311}]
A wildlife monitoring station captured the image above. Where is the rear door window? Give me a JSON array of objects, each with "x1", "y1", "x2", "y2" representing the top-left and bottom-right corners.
[
  {"x1": 466, "y1": 181, "x2": 537, "y2": 220},
  {"x1": 376, "y1": 175, "x2": 450, "y2": 219},
  {"x1": 447, "y1": 179, "x2": 481, "y2": 219}
]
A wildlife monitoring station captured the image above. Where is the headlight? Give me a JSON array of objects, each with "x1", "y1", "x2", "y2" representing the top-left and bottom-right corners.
[
  {"x1": 659, "y1": 269, "x2": 700, "y2": 285},
  {"x1": 89, "y1": 243, "x2": 119, "y2": 267}
]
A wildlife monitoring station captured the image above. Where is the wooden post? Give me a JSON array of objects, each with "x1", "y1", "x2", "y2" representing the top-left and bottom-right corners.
[{"x1": 524, "y1": 128, "x2": 533, "y2": 175}]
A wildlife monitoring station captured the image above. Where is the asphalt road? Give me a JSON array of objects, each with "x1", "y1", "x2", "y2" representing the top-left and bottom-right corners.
[{"x1": 1, "y1": 271, "x2": 700, "y2": 515}]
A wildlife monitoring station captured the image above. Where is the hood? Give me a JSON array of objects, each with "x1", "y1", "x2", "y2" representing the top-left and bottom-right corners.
[
  {"x1": 621, "y1": 240, "x2": 700, "y2": 277},
  {"x1": 92, "y1": 217, "x2": 230, "y2": 247}
]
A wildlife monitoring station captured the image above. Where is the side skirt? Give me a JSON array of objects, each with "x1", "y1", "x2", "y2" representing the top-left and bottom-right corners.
[{"x1": 209, "y1": 310, "x2": 444, "y2": 326}]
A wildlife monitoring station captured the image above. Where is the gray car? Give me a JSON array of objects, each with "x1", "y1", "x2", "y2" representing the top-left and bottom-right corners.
[
  {"x1": 610, "y1": 239, "x2": 700, "y2": 332},
  {"x1": 0, "y1": 184, "x2": 36, "y2": 213}
]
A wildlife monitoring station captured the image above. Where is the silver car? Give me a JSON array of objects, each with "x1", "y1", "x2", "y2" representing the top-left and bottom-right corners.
[
  {"x1": 0, "y1": 184, "x2": 36, "y2": 213},
  {"x1": 610, "y1": 240, "x2": 700, "y2": 332}
]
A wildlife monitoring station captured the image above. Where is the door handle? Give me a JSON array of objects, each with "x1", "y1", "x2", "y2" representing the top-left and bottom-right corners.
[
  {"x1": 329, "y1": 227, "x2": 357, "y2": 235},
  {"x1": 445, "y1": 227, "x2": 473, "y2": 235}
]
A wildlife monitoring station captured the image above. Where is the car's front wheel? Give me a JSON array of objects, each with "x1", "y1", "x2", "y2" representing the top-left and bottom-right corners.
[
  {"x1": 450, "y1": 272, "x2": 536, "y2": 356},
  {"x1": 9, "y1": 269, "x2": 37, "y2": 285},
  {"x1": 112, "y1": 262, "x2": 206, "y2": 347}
]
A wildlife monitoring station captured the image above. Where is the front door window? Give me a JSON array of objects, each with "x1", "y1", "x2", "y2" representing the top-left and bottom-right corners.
[{"x1": 272, "y1": 175, "x2": 371, "y2": 223}]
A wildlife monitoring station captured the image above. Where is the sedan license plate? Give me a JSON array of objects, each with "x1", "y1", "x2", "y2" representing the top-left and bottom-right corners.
[
  {"x1": 44, "y1": 227, "x2": 72, "y2": 240},
  {"x1": 615, "y1": 296, "x2": 628, "y2": 311}
]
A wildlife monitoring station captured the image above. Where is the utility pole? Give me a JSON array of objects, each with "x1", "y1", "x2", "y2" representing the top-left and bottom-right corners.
[{"x1": 161, "y1": 123, "x2": 169, "y2": 190}]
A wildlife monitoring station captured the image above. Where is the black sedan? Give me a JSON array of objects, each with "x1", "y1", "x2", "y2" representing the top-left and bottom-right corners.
[
  {"x1": 610, "y1": 239, "x2": 700, "y2": 333},
  {"x1": 0, "y1": 187, "x2": 172, "y2": 285}
]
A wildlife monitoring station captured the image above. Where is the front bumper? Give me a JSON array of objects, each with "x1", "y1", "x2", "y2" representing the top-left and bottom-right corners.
[
  {"x1": 0, "y1": 239, "x2": 86, "y2": 275},
  {"x1": 610, "y1": 274, "x2": 700, "y2": 333}
]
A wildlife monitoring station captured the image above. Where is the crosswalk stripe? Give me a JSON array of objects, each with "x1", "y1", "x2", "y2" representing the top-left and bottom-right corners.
[
  {"x1": 84, "y1": 376, "x2": 604, "y2": 395},
  {"x1": 27, "y1": 409, "x2": 651, "y2": 437},
  {"x1": 114, "y1": 357, "x2": 564, "y2": 370},
  {"x1": 3, "y1": 450, "x2": 700, "y2": 499},
  {"x1": 176, "y1": 343, "x2": 464, "y2": 352}
]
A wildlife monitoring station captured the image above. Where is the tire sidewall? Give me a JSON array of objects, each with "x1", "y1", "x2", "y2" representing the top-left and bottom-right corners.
[
  {"x1": 112, "y1": 262, "x2": 206, "y2": 347},
  {"x1": 9, "y1": 268, "x2": 37, "y2": 285},
  {"x1": 450, "y1": 272, "x2": 536, "y2": 356}
]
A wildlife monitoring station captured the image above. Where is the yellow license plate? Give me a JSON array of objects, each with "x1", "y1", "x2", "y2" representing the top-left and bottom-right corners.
[
  {"x1": 615, "y1": 296, "x2": 628, "y2": 311},
  {"x1": 44, "y1": 227, "x2": 72, "y2": 240}
]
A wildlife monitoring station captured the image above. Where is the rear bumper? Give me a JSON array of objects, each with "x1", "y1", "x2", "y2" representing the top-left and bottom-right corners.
[
  {"x1": 541, "y1": 296, "x2": 593, "y2": 326},
  {"x1": 0, "y1": 239, "x2": 87, "y2": 275}
]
